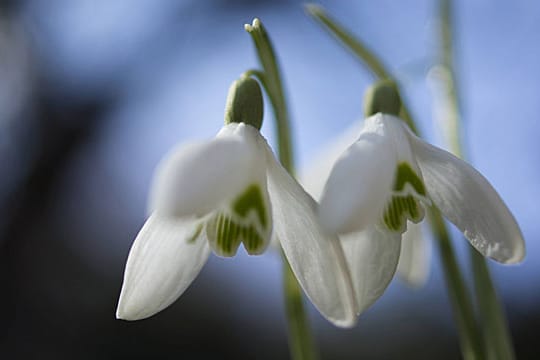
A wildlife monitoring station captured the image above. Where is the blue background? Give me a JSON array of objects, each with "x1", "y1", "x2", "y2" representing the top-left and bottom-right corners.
[{"x1": 1, "y1": 0, "x2": 538, "y2": 358}]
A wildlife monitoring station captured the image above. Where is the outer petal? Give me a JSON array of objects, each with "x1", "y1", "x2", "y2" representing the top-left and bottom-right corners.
[
  {"x1": 340, "y1": 226, "x2": 401, "y2": 315},
  {"x1": 318, "y1": 119, "x2": 397, "y2": 234},
  {"x1": 149, "y1": 123, "x2": 264, "y2": 218},
  {"x1": 300, "y1": 120, "x2": 364, "y2": 200},
  {"x1": 374, "y1": 114, "x2": 421, "y2": 170},
  {"x1": 117, "y1": 214, "x2": 211, "y2": 320},
  {"x1": 410, "y1": 134, "x2": 525, "y2": 263},
  {"x1": 396, "y1": 222, "x2": 431, "y2": 287},
  {"x1": 264, "y1": 145, "x2": 357, "y2": 327}
]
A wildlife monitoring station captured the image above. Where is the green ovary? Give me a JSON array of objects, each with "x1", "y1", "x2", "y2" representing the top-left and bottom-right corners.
[
  {"x1": 383, "y1": 162, "x2": 426, "y2": 233},
  {"x1": 207, "y1": 184, "x2": 270, "y2": 256}
]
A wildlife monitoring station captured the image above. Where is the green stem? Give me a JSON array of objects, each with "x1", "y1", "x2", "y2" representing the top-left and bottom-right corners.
[
  {"x1": 440, "y1": 0, "x2": 464, "y2": 159},
  {"x1": 439, "y1": 1, "x2": 515, "y2": 358},
  {"x1": 429, "y1": 210, "x2": 485, "y2": 360},
  {"x1": 471, "y1": 251, "x2": 515, "y2": 360},
  {"x1": 306, "y1": 5, "x2": 484, "y2": 358},
  {"x1": 245, "y1": 19, "x2": 317, "y2": 360},
  {"x1": 245, "y1": 19, "x2": 294, "y2": 172},
  {"x1": 305, "y1": 4, "x2": 388, "y2": 79},
  {"x1": 283, "y1": 257, "x2": 318, "y2": 360},
  {"x1": 305, "y1": 4, "x2": 418, "y2": 134}
]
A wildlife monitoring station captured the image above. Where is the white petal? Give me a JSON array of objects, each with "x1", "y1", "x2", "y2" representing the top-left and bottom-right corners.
[
  {"x1": 300, "y1": 120, "x2": 364, "y2": 200},
  {"x1": 340, "y1": 226, "x2": 401, "y2": 315},
  {"x1": 372, "y1": 114, "x2": 420, "y2": 168},
  {"x1": 396, "y1": 222, "x2": 431, "y2": 287},
  {"x1": 318, "y1": 118, "x2": 397, "y2": 234},
  {"x1": 205, "y1": 125, "x2": 273, "y2": 257},
  {"x1": 116, "y1": 214, "x2": 211, "y2": 320},
  {"x1": 149, "y1": 123, "x2": 266, "y2": 218},
  {"x1": 410, "y1": 135, "x2": 525, "y2": 263},
  {"x1": 264, "y1": 145, "x2": 357, "y2": 327}
]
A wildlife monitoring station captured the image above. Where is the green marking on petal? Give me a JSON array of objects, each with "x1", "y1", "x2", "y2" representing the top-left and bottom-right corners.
[
  {"x1": 207, "y1": 212, "x2": 267, "y2": 256},
  {"x1": 206, "y1": 213, "x2": 242, "y2": 257},
  {"x1": 243, "y1": 225, "x2": 264, "y2": 254},
  {"x1": 383, "y1": 194, "x2": 425, "y2": 233},
  {"x1": 393, "y1": 162, "x2": 426, "y2": 196},
  {"x1": 206, "y1": 184, "x2": 271, "y2": 257},
  {"x1": 232, "y1": 184, "x2": 268, "y2": 228},
  {"x1": 383, "y1": 162, "x2": 427, "y2": 233}
]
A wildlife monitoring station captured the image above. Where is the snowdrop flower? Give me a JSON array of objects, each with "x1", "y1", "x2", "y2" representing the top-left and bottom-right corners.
[
  {"x1": 116, "y1": 76, "x2": 357, "y2": 327},
  {"x1": 301, "y1": 120, "x2": 430, "y2": 288},
  {"x1": 316, "y1": 82, "x2": 525, "y2": 315}
]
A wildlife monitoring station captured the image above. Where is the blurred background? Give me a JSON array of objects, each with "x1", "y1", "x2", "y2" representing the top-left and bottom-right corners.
[{"x1": 1, "y1": 0, "x2": 539, "y2": 358}]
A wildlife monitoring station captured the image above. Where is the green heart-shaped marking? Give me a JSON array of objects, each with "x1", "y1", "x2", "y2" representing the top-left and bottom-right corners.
[
  {"x1": 393, "y1": 162, "x2": 426, "y2": 195},
  {"x1": 383, "y1": 162, "x2": 426, "y2": 233},
  {"x1": 232, "y1": 184, "x2": 268, "y2": 228},
  {"x1": 207, "y1": 184, "x2": 270, "y2": 257}
]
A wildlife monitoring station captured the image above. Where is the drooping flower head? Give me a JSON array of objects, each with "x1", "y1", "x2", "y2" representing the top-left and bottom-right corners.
[
  {"x1": 116, "y1": 76, "x2": 357, "y2": 327},
  {"x1": 314, "y1": 81, "x2": 525, "y2": 315}
]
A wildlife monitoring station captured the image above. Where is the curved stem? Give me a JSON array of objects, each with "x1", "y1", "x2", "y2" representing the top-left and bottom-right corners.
[
  {"x1": 305, "y1": 4, "x2": 418, "y2": 135},
  {"x1": 245, "y1": 19, "x2": 317, "y2": 360},
  {"x1": 305, "y1": 4, "x2": 388, "y2": 79},
  {"x1": 306, "y1": 5, "x2": 483, "y2": 359},
  {"x1": 245, "y1": 19, "x2": 294, "y2": 172},
  {"x1": 439, "y1": 0, "x2": 515, "y2": 358}
]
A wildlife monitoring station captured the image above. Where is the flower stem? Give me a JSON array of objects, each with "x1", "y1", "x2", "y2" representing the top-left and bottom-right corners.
[
  {"x1": 245, "y1": 19, "x2": 294, "y2": 172},
  {"x1": 305, "y1": 4, "x2": 418, "y2": 135},
  {"x1": 470, "y1": 250, "x2": 515, "y2": 360},
  {"x1": 439, "y1": 0, "x2": 516, "y2": 358},
  {"x1": 306, "y1": 5, "x2": 484, "y2": 358},
  {"x1": 245, "y1": 18, "x2": 318, "y2": 360},
  {"x1": 429, "y1": 210, "x2": 485, "y2": 360},
  {"x1": 283, "y1": 258, "x2": 319, "y2": 360}
]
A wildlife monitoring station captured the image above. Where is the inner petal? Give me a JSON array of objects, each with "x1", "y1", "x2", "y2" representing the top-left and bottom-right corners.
[
  {"x1": 393, "y1": 162, "x2": 427, "y2": 196},
  {"x1": 382, "y1": 162, "x2": 428, "y2": 233},
  {"x1": 206, "y1": 183, "x2": 272, "y2": 257},
  {"x1": 383, "y1": 194, "x2": 425, "y2": 233}
]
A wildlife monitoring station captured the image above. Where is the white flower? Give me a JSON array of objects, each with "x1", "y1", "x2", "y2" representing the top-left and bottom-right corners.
[
  {"x1": 301, "y1": 119, "x2": 430, "y2": 288},
  {"x1": 300, "y1": 119, "x2": 428, "y2": 315},
  {"x1": 116, "y1": 122, "x2": 357, "y2": 327},
  {"x1": 308, "y1": 113, "x2": 525, "y2": 316}
]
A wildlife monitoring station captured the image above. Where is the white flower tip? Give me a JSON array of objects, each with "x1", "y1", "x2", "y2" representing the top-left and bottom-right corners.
[
  {"x1": 115, "y1": 215, "x2": 212, "y2": 323},
  {"x1": 329, "y1": 315, "x2": 357, "y2": 329},
  {"x1": 115, "y1": 287, "x2": 159, "y2": 321},
  {"x1": 115, "y1": 308, "x2": 152, "y2": 321},
  {"x1": 115, "y1": 301, "x2": 144, "y2": 321},
  {"x1": 505, "y1": 249, "x2": 526, "y2": 265},
  {"x1": 115, "y1": 304, "x2": 134, "y2": 321},
  {"x1": 479, "y1": 233, "x2": 526, "y2": 265},
  {"x1": 244, "y1": 18, "x2": 260, "y2": 32}
]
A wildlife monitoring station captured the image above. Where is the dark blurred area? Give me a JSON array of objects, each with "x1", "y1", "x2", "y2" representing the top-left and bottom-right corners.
[{"x1": 2, "y1": 0, "x2": 539, "y2": 359}]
